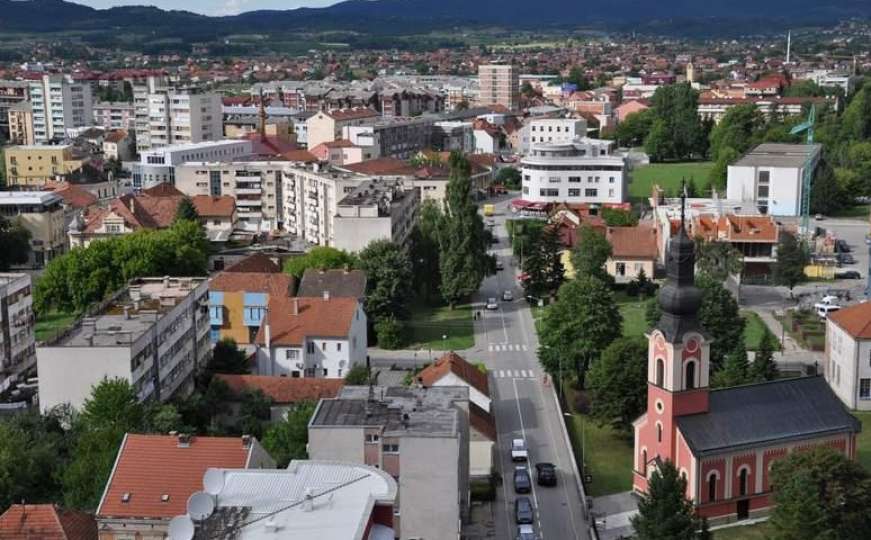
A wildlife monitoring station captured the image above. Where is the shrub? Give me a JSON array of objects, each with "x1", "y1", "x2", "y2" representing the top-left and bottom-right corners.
[{"x1": 375, "y1": 317, "x2": 406, "y2": 350}]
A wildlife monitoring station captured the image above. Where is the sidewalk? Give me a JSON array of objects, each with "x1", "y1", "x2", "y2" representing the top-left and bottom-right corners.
[{"x1": 753, "y1": 309, "x2": 822, "y2": 368}]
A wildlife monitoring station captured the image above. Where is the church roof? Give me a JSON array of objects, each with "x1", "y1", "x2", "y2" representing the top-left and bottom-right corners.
[{"x1": 677, "y1": 377, "x2": 860, "y2": 457}]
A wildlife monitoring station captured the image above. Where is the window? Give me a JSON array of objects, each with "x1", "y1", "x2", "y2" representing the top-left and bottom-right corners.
[
  {"x1": 306, "y1": 342, "x2": 315, "y2": 354},
  {"x1": 685, "y1": 361, "x2": 696, "y2": 390},
  {"x1": 585, "y1": 188, "x2": 598, "y2": 197},
  {"x1": 568, "y1": 188, "x2": 581, "y2": 197},
  {"x1": 641, "y1": 450, "x2": 647, "y2": 474},
  {"x1": 568, "y1": 176, "x2": 581, "y2": 183},
  {"x1": 609, "y1": 177, "x2": 615, "y2": 183},
  {"x1": 656, "y1": 423, "x2": 662, "y2": 443},
  {"x1": 655, "y1": 359, "x2": 664, "y2": 387},
  {"x1": 285, "y1": 350, "x2": 299, "y2": 360},
  {"x1": 739, "y1": 468, "x2": 749, "y2": 496},
  {"x1": 708, "y1": 473, "x2": 717, "y2": 502},
  {"x1": 337, "y1": 342, "x2": 342, "y2": 352},
  {"x1": 616, "y1": 262, "x2": 626, "y2": 276},
  {"x1": 548, "y1": 176, "x2": 561, "y2": 183},
  {"x1": 539, "y1": 188, "x2": 559, "y2": 197},
  {"x1": 323, "y1": 368, "x2": 328, "y2": 377},
  {"x1": 365, "y1": 434, "x2": 381, "y2": 443},
  {"x1": 757, "y1": 170, "x2": 770, "y2": 200},
  {"x1": 382, "y1": 443, "x2": 399, "y2": 453},
  {"x1": 861, "y1": 379, "x2": 871, "y2": 400}
]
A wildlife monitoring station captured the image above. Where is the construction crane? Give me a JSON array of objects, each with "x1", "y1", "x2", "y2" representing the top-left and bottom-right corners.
[{"x1": 790, "y1": 105, "x2": 816, "y2": 237}]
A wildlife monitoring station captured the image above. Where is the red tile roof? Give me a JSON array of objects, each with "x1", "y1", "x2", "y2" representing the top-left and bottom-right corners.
[
  {"x1": 243, "y1": 133, "x2": 297, "y2": 156},
  {"x1": 43, "y1": 181, "x2": 98, "y2": 209},
  {"x1": 82, "y1": 183, "x2": 184, "y2": 233},
  {"x1": 104, "y1": 129, "x2": 128, "y2": 144},
  {"x1": 282, "y1": 149, "x2": 319, "y2": 163},
  {"x1": 692, "y1": 214, "x2": 778, "y2": 243},
  {"x1": 255, "y1": 296, "x2": 359, "y2": 346},
  {"x1": 211, "y1": 271, "x2": 295, "y2": 297},
  {"x1": 606, "y1": 225, "x2": 658, "y2": 259},
  {"x1": 418, "y1": 352, "x2": 490, "y2": 397},
  {"x1": 469, "y1": 403, "x2": 497, "y2": 441},
  {"x1": 215, "y1": 374, "x2": 344, "y2": 404},
  {"x1": 829, "y1": 301, "x2": 871, "y2": 339},
  {"x1": 0, "y1": 505, "x2": 96, "y2": 540},
  {"x1": 191, "y1": 195, "x2": 235, "y2": 218},
  {"x1": 97, "y1": 434, "x2": 254, "y2": 520},
  {"x1": 324, "y1": 108, "x2": 379, "y2": 121},
  {"x1": 341, "y1": 157, "x2": 416, "y2": 176},
  {"x1": 224, "y1": 253, "x2": 281, "y2": 273}
]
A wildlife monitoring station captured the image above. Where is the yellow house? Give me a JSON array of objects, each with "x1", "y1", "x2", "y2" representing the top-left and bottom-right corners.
[{"x1": 4, "y1": 145, "x2": 87, "y2": 189}]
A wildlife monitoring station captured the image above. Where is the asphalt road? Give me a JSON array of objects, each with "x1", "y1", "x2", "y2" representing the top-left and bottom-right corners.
[{"x1": 476, "y1": 198, "x2": 589, "y2": 540}]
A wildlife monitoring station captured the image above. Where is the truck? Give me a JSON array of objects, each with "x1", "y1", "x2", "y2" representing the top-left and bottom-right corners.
[{"x1": 483, "y1": 204, "x2": 495, "y2": 217}]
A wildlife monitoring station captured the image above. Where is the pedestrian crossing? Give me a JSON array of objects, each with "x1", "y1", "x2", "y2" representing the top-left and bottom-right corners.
[
  {"x1": 493, "y1": 369, "x2": 536, "y2": 379},
  {"x1": 488, "y1": 343, "x2": 529, "y2": 352}
]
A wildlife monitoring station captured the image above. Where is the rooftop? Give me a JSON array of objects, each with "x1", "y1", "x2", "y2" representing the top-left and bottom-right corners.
[
  {"x1": 210, "y1": 271, "x2": 294, "y2": 297},
  {"x1": 417, "y1": 351, "x2": 490, "y2": 397},
  {"x1": 0, "y1": 191, "x2": 63, "y2": 206},
  {"x1": 828, "y1": 301, "x2": 871, "y2": 339},
  {"x1": 337, "y1": 178, "x2": 414, "y2": 215},
  {"x1": 606, "y1": 225, "x2": 658, "y2": 259},
  {"x1": 0, "y1": 504, "x2": 96, "y2": 540},
  {"x1": 296, "y1": 268, "x2": 367, "y2": 300},
  {"x1": 733, "y1": 143, "x2": 823, "y2": 169},
  {"x1": 215, "y1": 374, "x2": 344, "y2": 404},
  {"x1": 254, "y1": 296, "x2": 359, "y2": 347}
]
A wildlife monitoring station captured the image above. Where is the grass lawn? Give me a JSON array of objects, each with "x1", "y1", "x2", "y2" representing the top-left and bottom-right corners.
[
  {"x1": 741, "y1": 311, "x2": 780, "y2": 352},
  {"x1": 406, "y1": 303, "x2": 474, "y2": 351},
  {"x1": 616, "y1": 293, "x2": 649, "y2": 338},
  {"x1": 630, "y1": 161, "x2": 715, "y2": 201},
  {"x1": 712, "y1": 522, "x2": 772, "y2": 540},
  {"x1": 35, "y1": 310, "x2": 78, "y2": 342},
  {"x1": 855, "y1": 412, "x2": 871, "y2": 472},
  {"x1": 830, "y1": 204, "x2": 870, "y2": 219}
]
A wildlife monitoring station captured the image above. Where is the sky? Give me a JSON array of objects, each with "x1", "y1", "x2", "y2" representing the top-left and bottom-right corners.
[{"x1": 69, "y1": 0, "x2": 340, "y2": 16}]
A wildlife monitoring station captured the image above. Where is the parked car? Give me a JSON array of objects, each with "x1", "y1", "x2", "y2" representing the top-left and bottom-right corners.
[
  {"x1": 815, "y1": 214, "x2": 824, "y2": 221},
  {"x1": 503, "y1": 290, "x2": 514, "y2": 302},
  {"x1": 836, "y1": 239, "x2": 851, "y2": 253},
  {"x1": 535, "y1": 462, "x2": 557, "y2": 486},
  {"x1": 836, "y1": 270, "x2": 862, "y2": 280},
  {"x1": 815, "y1": 303, "x2": 841, "y2": 319},
  {"x1": 486, "y1": 298, "x2": 499, "y2": 310},
  {"x1": 515, "y1": 496, "x2": 534, "y2": 524},
  {"x1": 516, "y1": 524, "x2": 537, "y2": 540},
  {"x1": 511, "y1": 438, "x2": 528, "y2": 461},
  {"x1": 514, "y1": 467, "x2": 532, "y2": 494},
  {"x1": 496, "y1": 260, "x2": 505, "y2": 271}
]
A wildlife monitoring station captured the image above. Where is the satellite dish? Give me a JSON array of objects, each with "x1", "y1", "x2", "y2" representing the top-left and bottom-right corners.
[
  {"x1": 187, "y1": 491, "x2": 215, "y2": 521},
  {"x1": 168, "y1": 515, "x2": 195, "y2": 540},
  {"x1": 203, "y1": 468, "x2": 224, "y2": 496}
]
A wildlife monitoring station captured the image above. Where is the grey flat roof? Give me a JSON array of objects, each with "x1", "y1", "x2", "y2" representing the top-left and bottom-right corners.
[
  {"x1": 733, "y1": 143, "x2": 822, "y2": 168},
  {"x1": 297, "y1": 269, "x2": 366, "y2": 299}
]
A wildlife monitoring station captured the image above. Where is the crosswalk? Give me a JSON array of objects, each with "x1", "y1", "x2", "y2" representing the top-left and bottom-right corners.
[
  {"x1": 493, "y1": 369, "x2": 536, "y2": 379},
  {"x1": 488, "y1": 343, "x2": 529, "y2": 352}
]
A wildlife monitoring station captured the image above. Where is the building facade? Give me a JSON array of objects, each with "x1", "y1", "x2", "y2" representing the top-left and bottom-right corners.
[
  {"x1": 305, "y1": 108, "x2": 379, "y2": 150},
  {"x1": 826, "y1": 302, "x2": 871, "y2": 411},
  {"x1": 4, "y1": 144, "x2": 88, "y2": 189},
  {"x1": 0, "y1": 274, "x2": 36, "y2": 394},
  {"x1": 7, "y1": 102, "x2": 34, "y2": 145},
  {"x1": 92, "y1": 101, "x2": 136, "y2": 130},
  {"x1": 133, "y1": 77, "x2": 222, "y2": 152},
  {"x1": 209, "y1": 269, "x2": 294, "y2": 348},
  {"x1": 131, "y1": 139, "x2": 252, "y2": 189},
  {"x1": 478, "y1": 63, "x2": 519, "y2": 111},
  {"x1": 521, "y1": 139, "x2": 627, "y2": 204},
  {"x1": 333, "y1": 179, "x2": 420, "y2": 253},
  {"x1": 727, "y1": 143, "x2": 822, "y2": 216},
  {"x1": 342, "y1": 116, "x2": 435, "y2": 160},
  {"x1": 0, "y1": 80, "x2": 29, "y2": 141},
  {"x1": 519, "y1": 117, "x2": 588, "y2": 155},
  {"x1": 28, "y1": 74, "x2": 93, "y2": 143},
  {"x1": 0, "y1": 191, "x2": 65, "y2": 268}
]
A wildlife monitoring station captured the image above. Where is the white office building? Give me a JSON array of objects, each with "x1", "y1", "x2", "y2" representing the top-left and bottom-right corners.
[
  {"x1": 28, "y1": 74, "x2": 93, "y2": 143},
  {"x1": 519, "y1": 117, "x2": 587, "y2": 155},
  {"x1": 0, "y1": 274, "x2": 35, "y2": 395},
  {"x1": 132, "y1": 140, "x2": 253, "y2": 189},
  {"x1": 133, "y1": 76, "x2": 222, "y2": 152},
  {"x1": 520, "y1": 138, "x2": 627, "y2": 204},
  {"x1": 727, "y1": 143, "x2": 822, "y2": 216}
]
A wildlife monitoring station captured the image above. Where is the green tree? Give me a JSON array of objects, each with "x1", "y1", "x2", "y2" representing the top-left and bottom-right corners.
[
  {"x1": 708, "y1": 103, "x2": 764, "y2": 161},
  {"x1": 587, "y1": 336, "x2": 648, "y2": 434},
  {"x1": 79, "y1": 378, "x2": 145, "y2": 432},
  {"x1": 261, "y1": 402, "x2": 317, "y2": 467},
  {"x1": 773, "y1": 231, "x2": 809, "y2": 296},
  {"x1": 695, "y1": 241, "x2": 743, "y2": 282},
  {"x1": 770, "y1": 447, "x2": 871, "y2": 540},
  {"x1": 601, "y1": 208, "x2": 638, "y2": 227},
  {"x1": 237, "y1": 389, "x2": 272, "y2": 439},
  {"x1": 0, "y1": 216, "x2": 31, "y2": 271},
  {"x1": 374, "y1": 317, "x2": 406, "y2": 350},
  {"x1": 631, "y1": 460, "x2": 704, "y2": 540},
  {"x1": 541, "y1": 225, "x2": 566, "y2": 294},
  {"x1": 175, "y1": 196, "x2": 200, "y2": 223},
  {"x1": 146, "y1": 403, "x2": 186, "y2": 434},
  {"x1": 409, "y1": 200, "x2": 443, "y2": 304},
  {"x1": 784, "y1": 80, "x2": 826, "y2": 98},
  {"x1": 207, "y1": 338, "x2": 250, "y2": 377},
  {"x1": 711, "y1": 345, "x2": 751, "y2": 388},
  {"x1": 645, "y1": 296, "x2": 661, "y2": 328},
  {"x1": 697, "y1": 275, "x2": 745, "y2": 372},
  {"x1": 496, "y1": 167, "x2": 522, "y2": 189},
  {"x1": 708, "y1": 146, "x2": 740, "y2": 192},
  {"x1": 570, "y1": 225, "x2": 612, "y2": 284},
  {"x1": 614, "y1": 108, "x2": 655, "y2": 148},
  {"x1": 283, "y1": 247, "x2": 357, "y2": 279},
  {"x1": 0, "y1": 414, "x2": 67, "y2": 512},
  {"x1": 749, "y1": 331, "x2": 779, "y2": 382},
  {"x1": 644, "y1": 83, "x2": 708, "y2": 161},
  {"x1": 538, "y1": 276, "x2": 622, "y2": 388},
  {"x1": 344, "y1": 364, "x2": 370, "y2": 385},
  {"x1": 810, "y1": 158, "x2": 848, "y2": 215},
  {"x1": 358, "y1": 240, "x2": 414, "y2": 322},
  {"x1": 840, "y1": 86, "x2": 871, "y2": 142}
]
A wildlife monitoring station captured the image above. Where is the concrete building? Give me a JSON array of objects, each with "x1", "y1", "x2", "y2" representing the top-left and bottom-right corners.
[
  {"x1": 520, "y1": 138, "x2": 627, "y2": 204},
  {"x1": 133, "y1": 77, "x2": 222, "y2": 152},
  {"x1": 0, "y1": 274, "x2": 36, "y2": 395},
  {"x1": 3, "y1": 144, "x2": 89, "y2": 189},
  {"x1": 131, "y1": 139, "x2": 252, "y2": 190},
  {"x1": 432, "y1": 121, "x2": 475, "y2": 153},
  {"x1": 478, "y1": 63, "x2": 519, "y2": 111},
  {"x1": 826, "y1": 302, "x2": 871, "y2": 411},
  {"x1": 0, "y1": 80, "x2": 29, "y2": 141},
  {"x1": 102, "y1": 129, "x2": 135, "y2": 161},
  {"x1": 306, "y1": 108, "x2": 379, "y2": 150},
  {"x1": 519, "y1": 117, "x2": 588, "y2": 155},
  {"x1": 333, "y1": 179, "x2": 420, "y2": 253},
  {"x1": 343, "y1": 116, "x2": 435, "y2": 160},
  {"x1": 92, "y1": 101, "x2": 135, "y2": 130},
  {"x1": 727, "y1": 143, "x2": 822, "y2": 216},
  {"x1": 0, "y1": 191, "x2": 65, "y2": 268},
  {"x1": 309, "y1": 385, "x2": 470, "y2": 540},
  {"x1": 36, "y1": 276, "x2": 211, "y2": 412},
  {"x1": 28, "y1": 74, "x2": 93, "y2": 143},
  {"x1": 7, "y1": 102, "x2": 34, "y2": 145}
]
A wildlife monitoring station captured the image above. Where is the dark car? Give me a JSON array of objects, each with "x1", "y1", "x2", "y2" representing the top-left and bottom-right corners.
[
  {"x1": 513, "y1": 466, "x2": 532, "y2": 494},
  {"x1": 835, "y1": 270, "x2": 862, "y2": 280},
  {"x1": 836, "y1": 239, "x2": 851, "y2": 253},
  {"x1": 515, "y1": 496, "x2": 534, "y2": 524},
  {"x1": 535, "y1": 462, "x2": 557, "y2": 486},
  {"x1": 837, "y1": 253, "x2": 856, "y2": 265}
]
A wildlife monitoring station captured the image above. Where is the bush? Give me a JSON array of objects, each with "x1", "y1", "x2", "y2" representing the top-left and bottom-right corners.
[
  {"x1": 375, "y1": 317, "x2": 407, "y2": 350},
  {"x1": 470, "y1": 478, "x2": 496, "y2": 502},
  {"x1": 344, "y1": 364, "x2": 370, "y2": 385}
]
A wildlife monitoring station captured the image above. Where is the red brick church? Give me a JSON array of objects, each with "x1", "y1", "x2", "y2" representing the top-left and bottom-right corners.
[{"x1": 633, "y1": 210, "x2": 860, "y2": 522}]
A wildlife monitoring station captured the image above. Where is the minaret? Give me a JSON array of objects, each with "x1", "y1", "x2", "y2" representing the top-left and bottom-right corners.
[
  {"x1": 786, "y1": 31, "x2": 792, "y2": 65},
  {"x1": 258, "y1": 88, "x2": 267, "y2": 139}
]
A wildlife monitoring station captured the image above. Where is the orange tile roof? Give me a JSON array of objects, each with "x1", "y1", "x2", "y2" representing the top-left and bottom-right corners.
[
  {"x1": 43, "y1": 181, "x2": 98, "y2": 209},
  {"x1": 341, "y1": 157, "x2": 417, "y2": 176},
  {"x1": 97, "y1": 434, "x2": 254, "y2": 520},
  {"x1": 829, "y1": 302, "x2": 871, "y2": 339},
  {"x1": 469, "y1": 402, "x2": 497, "y2": 441},
  {"x1": 224, "y1": 253, "x2": 281, "y2": 273},
  {"x1": 606, "y1": 225, "x2": 658, "y2": 260},
  {"x1": 255, "y1": 296, "x2": 359, "y2": 346},
  {"x1": 82, "y1": 183, "x2": 185, "y2": 233},
  {"x1": 0, "y1": 504, "x2": 96, "y2": 540},
  {"x1": 104, "y1": 129, "x2": 128, "y2": 143},
  {"x1": 282, "y1": 149, "x2": 319, "y2": 163},
  {"x1": 418, "y1": 351, "x2": 490, "y2": 397},
  {"x1": 325, "y1": 107, "x2": 379, "y2": 121},
  {"x1": 210, "y1": 271, "x2": 294, "y2": 297},
  {"x1": 191, "y1": 195, "x2": 235, "y2": 218},
  {"x1": 691, "y1": 214, "x2": 778, "y2": 243},
  {"x1": 215, "y1": 374, "x2": 344, "y2": 404}
]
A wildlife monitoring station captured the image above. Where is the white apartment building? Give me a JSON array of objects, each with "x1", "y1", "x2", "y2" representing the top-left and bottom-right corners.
[
  {"x1": 133, "y1": 77, "x2": 222, "y2": 152},
  {"x1": 519, "y1": 117, "x2": 588, "y2": 155},
  {"x1": 131, "y1": 139, "x2": 252, "y2": 189},
  {"x1": 727, "y1": 143, "x2": 822, "y2": 216},
  {"x1": 0, "y1": 191, "x2": 66, "y2": 268},
  {"x1": 37, "y1": 277, "x2": 210, "y2": 413},
  {"x1": 477, "y1": 63, "x2": 519, "y2": 111},
  {"x1": 333, "y1": 179, "x2": 420, "y2": 253},
  {"x1": 826, "y1": 302, "x2": 871, "y2": 411},
  {"x1": 28, "y1": 74, "x2": 93, "y2": 143},
  {"x1": 92, "y1": 101, "x2": 135, "y2": 130},
  {"x1": 175, "y1": 158, "x2": 285, "y2": 233},
  {"x1": 0, "y1": 274, "x2": 36, "y2": 394},
  {"x1": 520, "y1": 138, "x2": 627, "y2": 204}
]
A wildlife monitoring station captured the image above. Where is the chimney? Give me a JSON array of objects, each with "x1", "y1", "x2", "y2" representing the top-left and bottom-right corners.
[
  {"x1": 291, "y1": 298, "x2": 299, "y2": 316},
  {"x1": 177, "y1": 433, "x2": 191, "y2": 447},
  {"x1": 323, "y1": 290, "x2": 330, "y2": 302},
  {"x1": 128, "y1": 197, "x2": 135, "y2": 214},
  {"x1": 242, "y1": 434, "x2": 252, "y2": 448}
]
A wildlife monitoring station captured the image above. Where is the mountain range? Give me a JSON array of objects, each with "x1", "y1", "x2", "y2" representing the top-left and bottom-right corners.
[{"x1": 1, "y1": 0, "x2": 869, "y2": 35}]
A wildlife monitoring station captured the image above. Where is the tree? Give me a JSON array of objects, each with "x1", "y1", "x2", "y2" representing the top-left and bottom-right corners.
[
  {"x1": 496, "y1": 167, "x2": 522, "y2": 190},
  {"x1": 0, "y1": 216, "x2": 31, "y2": 271},
  {"x1": 79, "y1": 378, "x2": 145, "y2": 433},
  {"x1": 840, "y1": 86, "x2": 871, "y2": 142},
  {"x1": 645, "y1": 296, "x2": 661, "y2": 328},
  {"x1": 0, "y1": 414, "x2": 67, "y2": 512},
  {"x1": 708, "y1": 146, "x2": 739, "y2": 192},
  {"x1": 261, "y1": 402, "x2": 317, "y2": 467},
  {"x1": 631, "y1": 460, "x2": 704, "y2": 540},
  {"x1": 770, "y1": 447, "x2": 871, "y2": 540},
  {"x1": 344, "y1": 364, "x2": 370, "y2": 385},
  {"x1": 207, "y1": 338, "x2": 250, "y2": 377},
  {"x1": 697, "y1": 275, "x2": 745, "y2": 372},
  {"x1": 283, "y1": 246, "x2": 356, "y2": 279},
  {"x1": 520, "y1": 81, "x2": 535, "y2": 97},
  {"x1": 749, "y1": 331, "x2": 779, "y2": 382},
  {"x1": 601, "y1": 207, "x2": 638, "y2": 227},
  {"x1": 409, "y1": 200, "x2": 443, "y2": 304},
  {"x1": 174, "y1": 196, "x2": 200, "y2": 223},
  {"x1": 541, "y1": 226, "x2": 566, "y2": 294},
  {"x1": 146, "y1": 403, "x2": 186, "y2": 434},
  {"x1": 711, "y1": 345, "x2": 751, "y2": 388},
  {"x1": 773, "y1": 231, "x2": 809, "y2": 296},
  {"x1": 784, "y1": 80, "x2": 826, "y2": 98},
  {"x1": 538, "y1": 276, "x2": 622, "y2": 388},
  {"x1": 644, "y1": 83, "x2": 708, "y2": 161},
  {"x1": 810, "y1": 158, "x2": 848, "y2": 215},
  {"x1": 708, "y1": 104, "x2": 764, "y2": 162},
  {"x1": 358, "y1": 240, "x2": 414, "y2": 322},
  {"x1": 695, "y1": 241, "x2": 743, "y2": 282},
  {"x1": 570, "y1": 225, "x2": 612, "y2": 284},
  {"x1": 614, "y1": 108, "x2": 655, "y2": 148},
  {"x1": 374, "y1": 317, "x2": 406, "y2": 350},
  {"x1": 587, "y1": 336, "x2": 648, "y2": 434},
  {"x1": 237, "y1": 390, "x2": 272, "y2": 439}
]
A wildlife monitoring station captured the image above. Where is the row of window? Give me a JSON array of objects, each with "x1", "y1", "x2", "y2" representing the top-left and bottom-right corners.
[
  {"x1": 523, "y1": 164, "x2": 623, "y2": 172},
  {"x1": 532, "y1": 188, "x2": 614, "y2": 198}
]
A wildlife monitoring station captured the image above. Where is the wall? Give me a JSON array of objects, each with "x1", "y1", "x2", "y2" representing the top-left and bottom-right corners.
[
  {"x1": 607, "y1": 258, "x2": 655, "y2": 284},
  {"x1": 37, "y1": 346, "x2": 131, "y2": 412},
  {"x1": 726, "y1": 165, "x2": 801, "y2": 217},
  {"x1": 398, "y1": 436, "x2": 461, "y2": 540},
  {"x1": 469, "y1": 438, "x2": 494, "y2": 478},
  {"x1": 306, "y1": 113, "x2": 335, "y2": 149},
  {"x1": 432, "y1": 372, "x2": 491, "y2": 413},
  {"x1": 307, "y1": 426, "x2": 365, "y2": 462},
  {"x1": 825, "y1": 320, "x2": 867, "y2": 410}
]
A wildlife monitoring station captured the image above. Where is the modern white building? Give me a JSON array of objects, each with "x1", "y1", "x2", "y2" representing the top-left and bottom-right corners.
[
  {"x1": 520, "y1": 138, "x2": 627, "y2": 204},
  {"x1": 0, "y1": 274, "x2": 35, "y2": 395},
  {"x1": 28, "y1": 74, "x2": 93, "y2": 143},
  {"x1": 131, "y1": 140, "x2": 253, "y2": 189},
  {"x1": 333, "y1": 179, "x2": 420, "y2": 253},
  {"x1": 133, "y1": 76, "x2": 223, "y2": 152},
  {"x1": 92, "y1": 101, "x2": 136, "y2": 130},
  {"x1": 825, "y1": 302, "x2": 871, "y2": 411},
  {"x1": 36, "y1": 277, "x2": 210, "y2": 412},
  {"x1": 519, "y1": 117, "x2": 588, "y2": 155},
  {"x1": 727, "y1": 143, "x2": 822, "y2": 216}
]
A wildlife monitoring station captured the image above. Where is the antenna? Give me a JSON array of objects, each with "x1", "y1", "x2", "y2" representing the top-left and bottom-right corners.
[
  {"x1": 203, "y1": 468, "x2": 225, "y2": 496},
  {"x1": 187, "y1": 492, "x2": 215, "y2": 521},
  {"x1": 168, "y1": 515, "x2": 195, "y2": 540}
]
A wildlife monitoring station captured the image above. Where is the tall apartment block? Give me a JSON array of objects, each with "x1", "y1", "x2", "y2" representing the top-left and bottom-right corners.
[
  {"x1": 477, "y1": 63, "x2": 519, "y2": 111},
  {"x1": 36, "y1": 277, "x2": 211, "y2": 412},
  {"x1": 133, "y1": 76, "x2": 222, "y2": 153},
  {"x1": 0, "y1": 81, "x2": 29, "y2": 141},
  {"x1": 0, "y1": 274, "x2": 36, "y2": 394},
  {"x1": 28, "y1": 74, "x2": 93, "y2": 143}
]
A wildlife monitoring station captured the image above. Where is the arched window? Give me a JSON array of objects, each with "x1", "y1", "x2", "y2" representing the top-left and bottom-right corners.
[
  {"x1": 685, "y1": 361, "x2": 696, "y2": 390},
  {"x1": 655, "y1": 359, "x2": 665, "y2": 387},
  {"x1": 656, "y1": 423, "x2": 662, "y2": 443},
  {"x1": 708, "y1": 473, "x2": 717, "y2": 502},
  {"x1": 641, "y1": 450, "x2": 647, "y2": 474},
  {"x1": 739, "y1": 468, "x2": 749, "y2": 496}
]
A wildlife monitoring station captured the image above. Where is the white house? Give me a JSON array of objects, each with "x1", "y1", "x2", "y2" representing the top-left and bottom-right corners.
[
  {"x1": 726, "y1": 143, "x2": 822, "y2": 216},
  {"x1": 519, "y1": 117, "x2": 588, "y2": 155},
  {"x1": 825, "y1": 301, "x2": 871, "y2": 410}
]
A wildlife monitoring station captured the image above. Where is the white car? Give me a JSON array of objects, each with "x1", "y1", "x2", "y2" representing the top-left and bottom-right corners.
[
  {"x1": 815, "y1": 303, "x2": 841, "y2": 319},
  {"x1": 486, "y1": 298, "x2": 499, "y2": 310},
  {"x1": 503, "y1": 290, "x2": 514, "y2": 302},
  {"x1": 511, "y1": 438, "x2": 528, "y2": 461}
]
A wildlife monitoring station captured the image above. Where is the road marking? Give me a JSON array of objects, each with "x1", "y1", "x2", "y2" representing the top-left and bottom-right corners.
[
  {"x1": 522, "y1": 344, "x2": 529, "y2": 351},
  {"x1": 500, "y1": 306, "x2": 509, "y2": 343},
  {"x1": 497, "y1": 370, "x2": 505, "y2": 378}
]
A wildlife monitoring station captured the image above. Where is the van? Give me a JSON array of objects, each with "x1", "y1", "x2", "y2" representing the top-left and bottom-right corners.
[
  {"x1": 483, "y1": 204, "x2": 495, "y2": 217},
  {"x1": 815, "y1": 303, "x2": 841, "y2": 319}
]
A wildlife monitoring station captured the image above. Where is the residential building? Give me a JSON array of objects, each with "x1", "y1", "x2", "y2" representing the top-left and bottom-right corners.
[
  {"x1": 605, "y1": 225, "x2": 659, "y2": 283},
  {"x1": 296, "y1": 268, "x2": 367, "y2": 301},
  {"x1": 92, "y1": 101, "x2": 135, "y2": 130},
  {"x1": 697, "y1": 96, "x2": 829, "y2": 125},
  {"x1": 309, "y1": 385, "x2": 470, "y2": 540},
  {"x1": 343, "y1": 116, "x2": 435, "y2": 160},
  {"x1": 826, "y1": 302, "x2": 871, "y2": 411},
  {"x1": 333, "y1": 179, "x2": 420, "y2": 253},
  {"x1": 0, "y1": 80, "x2": 29, "y2": 141},
  {"x1": 7, "y1": 102, "x2": 34, "y2": 145},
  {"x1": 633, "y1": 218, "x2": 859, "y2": 523},
  {"x1": 36, "y1": 276, "x2": 211, "y2": 412},
  {"x1": 131, "y1": 139, "x2": 252, "y2": 190},
  {"x1": 28, "y1": 74, "x2": 94, "y2": 142},
  {"x1": 168, "y1": 461, "x2": 397, "y2": 540},
  {"x1": 0, "y1": 274, "x2": 35, "y2": 395},
  {"x1": 216, "y1": 374, "x2": 344, "y2": 421},
  {"x1": 192, "y1": 195, "x2": 237, "y2": 243},
  {"x1": 309, "y1": 139, "x2": 374, "y2": 166},
  {"x1": 520, "y1": 139, "x2": 628, "y2": 204},
  {"x1": 727, "y1": 143, "x2": 822, "y2": 216},
  {"x1": 478, "y1": 63, "x2": 519, "y2": 111},
  {"x1": 96, "y1": 433, "x2": 275, "y2": 540},
  {"x1": 690, "y1": 214, "x2": 780, "y2": 278},
  {"x1": 102, "y1": 129, "x2": 135, "y2": 161},
  {"x1": 4, "y1": 144, "x2": 89, "y2": 189},
  {"x1": 519, "y1": 117, "x2": 588, "y2": 155},
  {"x1": 615, "y1": 99, "x2": 650, "y2": 124},
  {"x1": 432, "y1": 121, "x2": 475, "y2": 153},
  {"x1": 253, "y1": 295, "x2": 367, "y2": 379},
  {"x1": 0, "y1": 504, "x2": 96, "y2": 540},
  {"x1": 133, "y1": 77, "x2": 222, "y2": 152},
  {"x1": 0, "y1": 191, "x2": 65, "y2": 268},
  {"x1": 306, "y1": 108, "x2": 379, "y2": 150}
]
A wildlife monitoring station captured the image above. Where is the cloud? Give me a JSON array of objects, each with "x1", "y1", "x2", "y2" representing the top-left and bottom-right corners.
[{"x1": 218, "y1": 0, "x2": 250, "y2": 15}]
